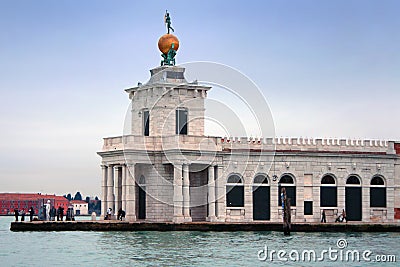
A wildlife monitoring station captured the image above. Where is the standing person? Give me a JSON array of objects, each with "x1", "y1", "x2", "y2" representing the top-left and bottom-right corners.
[
  {"x1": 117, "y1": 208, "x2": 122, "y2": 220},
  {"x1": 321, "y1": 210, "x2": 326, "y2": 223},
  {"x1": 342, "y1": 209, "x2": 347, "y2": 223},
  {"x1": 59, "y1": 206, "x2": 64, "y2": 221},
  {"x1": 56, "y1": 206, "x2": 61, "y2": 221},
  {"x1": 107, "y1": 208, "x2": 112, "y2": 220},
  {"x1": 20, "y1": 209, "x2": 25, "y2": 222},
  {"x1": 14, "y1": 209, "x2": 19, "y2": 222},
  {"x1": 29, "y1": 207, "x2": 34, "y2": 222},
  {"x1": 50, "y1": 206, "x2": 56, "y2": 221}
]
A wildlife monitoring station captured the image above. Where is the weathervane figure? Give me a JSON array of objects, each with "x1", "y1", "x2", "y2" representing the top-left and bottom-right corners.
[{"x1": 164, "y1": 10, "x2": 174, "y2": 34}]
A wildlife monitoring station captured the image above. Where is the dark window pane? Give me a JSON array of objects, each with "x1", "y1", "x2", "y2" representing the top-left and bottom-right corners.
[
  {"x1": 321, "y1": 175, "x2": 335, "y2": 184},
  {"x1": 371, "y1": 177, "x2": 384, "y2": 185},
  {"x1": 176, "y1": 109, "x2": 188, "y2": 135},
  {"x1": 279, "y1": 175, "x2": 294, "y2": 184},
  {"x1": 304, "y1": 201, "x2": 313, "y2": 215},
  {"x1": 227, "y1": 175, "x2": 242, "y2": 184},
  {"x1": 278, "y1": 185, "x2": 296, "y2": 206},
  {"x1": 254, "y1": 175, "x2": 268, "y2": 184},
  {"x1": 143, "y1": 110, "x2": 149, "y2": 136},
  {"x1": 226, "y1": 185, "x2": 244, "y2": 207},
  {"x1": 320, "y1": 186, "x2": 337, "y2": 207},
  {"x1": 346, "y1": 176, "x2": 360, "y2": 185},
  {"x1": 370, "y1": 188, "x2": 386, "y2": 207}
]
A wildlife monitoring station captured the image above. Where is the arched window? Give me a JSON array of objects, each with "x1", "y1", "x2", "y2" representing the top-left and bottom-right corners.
[
  {"x1": 176, "y1": 108, "x2": 188, "y2": 135},
  {"x1": 370, "y1": 176, "x2": 386, "y2": 207},
  {"x1": 371, "y1": 176, "x2": 385, "y2": 186},
  {"x1": 226, "y1": 174, "x2": 244, "y2": 207},
  {"x1": 278, "y1": 174, "x2": 296, "y2": 207},
  {"x1": 321, "y1": 175, "x2": 335, "y2": 184},
  {"x1": 320, "y1": 174, "x2": 337, "y2": 207},
  {"x1": 346, "y1": 175, "x2": 361, "y2": 185},
  {"x1": 253, "y1": 175, "x2": 269, "y2": 184}
]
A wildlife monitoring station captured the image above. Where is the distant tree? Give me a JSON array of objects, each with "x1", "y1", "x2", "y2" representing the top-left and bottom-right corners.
[
  {"x1": 66, "y1": 194, "x2": 72, "y2": 201},
  {"x1": 85, "y1": 196, "x2": 90, "y2": 203},
  {"x1": 74, "y1": 192, "x2": 82, "y2": 201}
]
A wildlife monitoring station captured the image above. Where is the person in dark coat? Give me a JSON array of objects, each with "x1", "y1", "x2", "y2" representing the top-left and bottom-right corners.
[
  {"x1": 50, "y1": 206, "x2": 56, "y2": 221},
  {"x1": 321, "y1": 209, "x2": 326, "y2": 223},
  {"x1": 29, "y1": 207, "x2": 34, "y2": 222},
  {"x1": 20, "y1": 209, "x2": 25, "y2": 221},
  {"x1": 56, "y1": 206, "x2": 60, "y2": 221},
  {"x1": 14, "y1": 209, "x2": 19, "y2": 222},
  {"x1": 342, "y1": 209, "x2": 347, "y2": 223},
  {"x1": 59, "y1": 206, "x2": 64, "y2": 221},
  {"x1": 117, "y1": 208, "x2": 122, "y2": 220}
]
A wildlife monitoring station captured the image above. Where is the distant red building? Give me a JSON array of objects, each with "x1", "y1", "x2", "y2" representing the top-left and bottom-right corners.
[{"x1": 0, "y1": 193, "x2": 69, "y2": 215}]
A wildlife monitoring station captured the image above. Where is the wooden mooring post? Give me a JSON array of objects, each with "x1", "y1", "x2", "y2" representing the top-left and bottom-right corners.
[{"x1": 281, "y1": 188, "x2": 291, "y2": 235}]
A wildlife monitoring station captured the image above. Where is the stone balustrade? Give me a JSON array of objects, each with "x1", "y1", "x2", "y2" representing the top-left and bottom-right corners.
[{"x1": 102, "y1": 135, "x2": 396, "y2": 155}]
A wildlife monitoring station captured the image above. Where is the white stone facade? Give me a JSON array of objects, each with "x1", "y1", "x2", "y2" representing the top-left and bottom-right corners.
[
  {"x1": 98, "y1": 66, "x2": 400, "y2": 223},
  {"x1": 70, "y1": 200, "x2": 89, "y2": 216}
]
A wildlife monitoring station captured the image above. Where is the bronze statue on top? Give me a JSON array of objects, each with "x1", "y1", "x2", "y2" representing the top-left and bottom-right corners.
[
  {"x1": 158, "y1": 11, "x2": 179, "y2": 66},
  {"x1": 164, "y1": 10, "x2": 174, "y2": 34}
]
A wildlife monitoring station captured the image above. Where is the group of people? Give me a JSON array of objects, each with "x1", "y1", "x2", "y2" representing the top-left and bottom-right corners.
[
  {"x1": 43, "y1": 205, "x2": 65, "y2": 221},
  {"x1": 105, "y1": 208, "x2": 126, "y2": 221},
  {"x1": 14, "y1": 207, "x2": 35, "y2": 222},
  {"x1": 321, "y1": 209, "x2": 347, "y2": 223},
  {"x1": 14, "y1": 205, "x2": 66, "y2": 222}
]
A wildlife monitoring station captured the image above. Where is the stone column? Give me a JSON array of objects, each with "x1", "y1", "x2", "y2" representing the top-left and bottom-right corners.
[
  {"x1": 173, "y1": 164, "x2": 184, "y2": 223},
  {"x1": 206, "y1": 165, "x2": 217, "y2": 221},
  {"x1": 182, "y1": 164, "x2": 192, "y2": 222},
  {"x1": 125, "y1": 163, "x2": 136, "y2": 221},
  {"x1": 337, "y1": 173, "x2": 345, "y2": 221},
  {"x1": 101, "y1": 165, "x2": 108, "y2": 218},
  {"x1": 106, "y1": 165, "x2": 114, "y2": 214},
  {"x1": 270, "y1": 175, "x2": 279, "y2": 222},
  {"x1": 114, "y1": 165, "x2": 121, "y2": 212},
  {"x1": 215, "y1": 165, "x2": 226, "y2": 221},
  {"x1": 121, "y1": 164, "x2": 127, "y2": 212}
]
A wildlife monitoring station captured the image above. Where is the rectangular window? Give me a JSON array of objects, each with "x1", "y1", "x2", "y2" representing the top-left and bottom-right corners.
[
  {"x1": 176, "y1": 109, "x2": 188, "y2": 135},
  {"x1": 320, "y1": 187, "x2": 337, "y2": 207},
  {"x1": 370, "y1": 188, "x2": 386, "y2": 207},
  {"x1": 143, "y1": 110, "x2": 149, "y2": 136},
  {"x1": 278, "y1": 186, "x2": 296, "y2": 206},
  {"x1": 304, "y1": 201, "x2": 313, "y2": 215},
  {"x1": 226, "y1": 186, "x2": 244, "y2": 207}
]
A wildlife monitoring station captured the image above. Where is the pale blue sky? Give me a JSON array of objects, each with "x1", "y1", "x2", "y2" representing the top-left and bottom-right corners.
[{"x1": 0, "y1": 1, "x2": 399, "y2": 196}]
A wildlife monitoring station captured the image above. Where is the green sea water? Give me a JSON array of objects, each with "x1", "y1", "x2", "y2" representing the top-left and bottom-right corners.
[{"x1": 0, "y1": 216, "x2": 398, "y2": 266}]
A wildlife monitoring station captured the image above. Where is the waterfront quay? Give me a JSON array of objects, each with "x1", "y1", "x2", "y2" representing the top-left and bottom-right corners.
[{"x1": 10, "y1": 221, "x2": 400, "y2": 232}]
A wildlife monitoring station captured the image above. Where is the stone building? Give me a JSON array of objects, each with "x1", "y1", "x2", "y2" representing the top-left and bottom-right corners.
[
  {"x1": 70, "y1": 200, "x2": 89, "y2": 216},
  {"x1": 98, "y1": 63, "x2": 400, "y2": 223}
]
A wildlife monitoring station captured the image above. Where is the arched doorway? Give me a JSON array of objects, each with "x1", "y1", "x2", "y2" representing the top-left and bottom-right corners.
[
  {"x1": 345, "y1": 175, "x2": 362, "y2": 221},
  {"x1": 137, "y1": 175, "x2": 146, "y2": 220},
  {"x1": 320, "y1": 174, "x2": 337, "y2": 207},
  {"x1": 253, "y1": 174, "x2": 270, "y2": 220},
  {"x1": 370, "y1": 176, "x2": 386, "y2": 208},
  {"x1": 278, "y1": 174, "x2": 296, "y2": 207}
]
